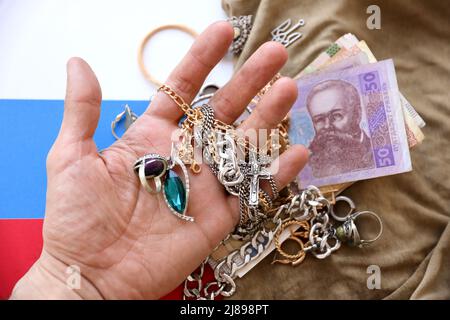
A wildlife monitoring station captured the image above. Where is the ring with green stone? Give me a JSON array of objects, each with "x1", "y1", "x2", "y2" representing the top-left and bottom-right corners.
[{"x1": 134, "y1": 153, "x2": 194, "y2": 222}]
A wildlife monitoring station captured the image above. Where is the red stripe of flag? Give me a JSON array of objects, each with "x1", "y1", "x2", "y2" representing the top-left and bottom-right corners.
[{"x1": 0, "y1": 219, "x2": 217, "y2": 300}]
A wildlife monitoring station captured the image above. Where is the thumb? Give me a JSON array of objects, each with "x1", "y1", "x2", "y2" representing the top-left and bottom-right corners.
[{"x1": 58, "y1": 57, "x2": 102, "y2": 145}]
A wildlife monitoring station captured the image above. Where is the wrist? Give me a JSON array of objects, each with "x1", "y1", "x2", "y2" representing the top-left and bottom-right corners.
[{"x1": 10, "y1": 250, "x2": 103, "y2": 300}]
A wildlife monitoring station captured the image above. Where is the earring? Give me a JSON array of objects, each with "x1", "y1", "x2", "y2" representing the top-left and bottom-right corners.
[{"x1": 111, "y1": 104, "x2": 138, "y2": 140}]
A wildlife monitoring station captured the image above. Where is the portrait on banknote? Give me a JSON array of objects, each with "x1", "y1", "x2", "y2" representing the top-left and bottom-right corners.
[
  {"x1": 289, "y1": 60, "x2": 412, "y2": 188},
  {"x1": 305, "y1": 79, "x2": 375, "y2": 178}
]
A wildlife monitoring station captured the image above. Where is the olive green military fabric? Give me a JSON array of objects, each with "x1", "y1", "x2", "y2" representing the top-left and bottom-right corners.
[{"x1": 222, "y1": 0, "x2": 450, "y2": 300}]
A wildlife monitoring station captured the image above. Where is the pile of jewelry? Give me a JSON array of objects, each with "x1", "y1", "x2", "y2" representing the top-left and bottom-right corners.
[
  {"x1": 129, "y1": 80, "x2": 383, "y2": 300},
  {"x1": 119, "y1": 17, "x2": 429, "y2": 299}
]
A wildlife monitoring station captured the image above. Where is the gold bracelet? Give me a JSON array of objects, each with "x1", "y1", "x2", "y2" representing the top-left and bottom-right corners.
[{"x1": 138, "y1": 24, "x2": 198, "y2": 87}]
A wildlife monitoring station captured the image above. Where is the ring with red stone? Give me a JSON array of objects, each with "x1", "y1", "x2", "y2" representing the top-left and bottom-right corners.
[{"x1": 133, "y1": 153, "x2": 168, "y2": 194}]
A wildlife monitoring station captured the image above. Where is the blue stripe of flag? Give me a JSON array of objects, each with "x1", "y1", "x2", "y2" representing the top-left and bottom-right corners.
[{"x1": 0, "y1": 99, "x2": 149, "y2": 219}]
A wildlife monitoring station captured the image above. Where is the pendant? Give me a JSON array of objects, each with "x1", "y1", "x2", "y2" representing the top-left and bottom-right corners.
[
  {"x1": 271, "y1": 18, "x2": 305, "y2": 48},
  {"x1": 134, "y1": 154, "x2": 194, "y2": 222}
]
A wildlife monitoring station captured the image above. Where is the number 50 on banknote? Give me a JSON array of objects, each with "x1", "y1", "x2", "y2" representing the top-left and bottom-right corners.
[{"x1": 290, "y1": 59, "x2": 412, "y2": 188}]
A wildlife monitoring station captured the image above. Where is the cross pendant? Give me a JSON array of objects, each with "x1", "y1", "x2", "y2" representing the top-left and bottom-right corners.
[{"x1": 247, "y1": 149, "x2": 271, "y2": 207}]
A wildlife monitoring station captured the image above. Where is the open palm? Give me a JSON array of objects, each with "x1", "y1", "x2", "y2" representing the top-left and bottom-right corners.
[{"x1": 12, "y1": 22, "x2": 308, "y2": 299}]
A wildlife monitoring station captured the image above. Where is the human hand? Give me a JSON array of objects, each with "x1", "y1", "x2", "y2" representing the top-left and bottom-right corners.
[{"x1": 11, "y1": 21, "x2": 308, "y2": 299}]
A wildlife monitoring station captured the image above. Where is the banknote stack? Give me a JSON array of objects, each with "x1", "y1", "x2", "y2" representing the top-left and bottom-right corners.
[
  {"x1": 292, "y1": 33, "x2": 425, "y2": 195},
  {"x1": 208, "y1": 33, "x2": 426, "y2": 275}
]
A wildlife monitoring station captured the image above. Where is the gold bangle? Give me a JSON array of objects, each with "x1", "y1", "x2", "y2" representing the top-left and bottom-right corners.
[{"x1": 138, "y1": 24, "x2": 198, "y2": 88}]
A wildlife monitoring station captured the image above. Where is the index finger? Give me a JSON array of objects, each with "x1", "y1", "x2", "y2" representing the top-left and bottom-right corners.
[{"x1": 146, "y1": 21, "x2": 234, "y2": 121}]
